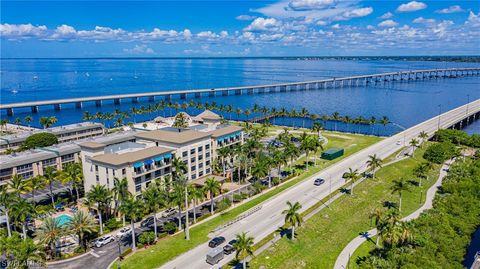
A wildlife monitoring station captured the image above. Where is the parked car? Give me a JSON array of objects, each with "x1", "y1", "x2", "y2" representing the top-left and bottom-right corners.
[
  {"x1": 141, "y1": 216, "x2": 156, "y2": 227},
  {"x1": 223, "y1": 244, "x2": 235, "y2": 255},
  {"x1": 94, "y1": 235, "x2": 114, "y2": 248},
  {"x1": 116, "y1": 227, "x2": 132, "y2": 238},
  {"x1": 314, "y1": 178, "x2": 325, "y2": 186},
  {"x1": 162, "y1": 208, "x2": 177, "y2": 218},
  {"x1": 208, "y1": 236, "x2": 226, "y2": 248}
]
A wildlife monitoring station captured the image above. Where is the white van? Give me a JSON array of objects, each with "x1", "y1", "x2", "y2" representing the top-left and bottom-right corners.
[{"x1": 206, "y1": 247, "x2": 224, "y2": 265}]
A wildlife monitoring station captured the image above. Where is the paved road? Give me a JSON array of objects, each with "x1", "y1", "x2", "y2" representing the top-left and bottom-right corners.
[
  {"x1": 161, "y1": 100, "x2": 480, "y2": 269},
  {"x1": 333, "y1": 160, "x2": 453, "y2": 269}
]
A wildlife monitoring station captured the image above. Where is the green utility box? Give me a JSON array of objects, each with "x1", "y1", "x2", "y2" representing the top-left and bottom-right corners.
[{"x1": 321, "y1": 148, "x2": 344, "y2": 160}]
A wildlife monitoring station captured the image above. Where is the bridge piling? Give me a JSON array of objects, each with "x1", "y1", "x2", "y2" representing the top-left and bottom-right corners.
[
  {"x1": 31, "y1": 106, "x2": 38, "y2": 113},
  {"x1": 76, "y1": 102, "x2": 83, "y2": 109},
  {"x1": 54, "y1": 104, "x2": 61, "y2": 111},
  {"x1": 114, "y1": 98, "x2": 120, "y2": 105},
  {"x1": 180, "y1": 93, "x2": 186, "y2": 100},
  {"x1": 95, "y1": 100, "x2": 102, "y2": 107},
  {"x1": 196, "y1": 92, "x2": 202, "y2": 98}
]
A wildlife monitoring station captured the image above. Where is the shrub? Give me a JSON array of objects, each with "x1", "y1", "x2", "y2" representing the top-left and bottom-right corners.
[
  {"x1": 164, "y1": 222, "x2": 177, "y2": 234},
  {"x1": 216, "y1": 197, "x2": 232, "y2": 213},
  {"x1": 23, "y1": 132, "x2": 58, "y2": 149},
  {"x1": 120, "y1": 248, "x2": 132, "y2": 259},
  {"x1": 233, "y1": 193, "x2": 244, "y2": 203},
  {"x1": 105, "y1": 218, "x2": 121, "y2": 231},
  {"x1": 423, "y1": 142, "x2": 458, "y2": 164},
  {"x1": 138, "y1": 231, "x2": 155, "y2": 245}
]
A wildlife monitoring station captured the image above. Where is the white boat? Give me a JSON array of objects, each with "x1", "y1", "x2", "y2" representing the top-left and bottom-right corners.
[
  {"x1": 33, "y1": 75, "x2": 38, "y2": 80},
  {"x1": 85, "y1": 72, "x2": 90, "y2": 77},
  {"x1": 11, "y1": 89, "x2": 18, "y2": 94}
]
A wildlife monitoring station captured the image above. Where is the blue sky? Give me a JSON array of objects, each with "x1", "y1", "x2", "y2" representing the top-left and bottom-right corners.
[{"x1": 1, "y1": 0, "x2": 479, "y2": 57}]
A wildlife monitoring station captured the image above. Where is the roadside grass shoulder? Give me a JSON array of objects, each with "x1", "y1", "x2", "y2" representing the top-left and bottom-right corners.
[
  {"x1": 248, "y1": 145, "x2": 439, "y2": 269},
  {"x1": 118, "y1": 133, "x2": 381, "y2": 269}
]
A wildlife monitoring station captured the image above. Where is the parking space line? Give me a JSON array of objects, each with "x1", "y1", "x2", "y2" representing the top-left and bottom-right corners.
[{"x1": 90, "y1": 251, "x2": 100, "y2": 258}]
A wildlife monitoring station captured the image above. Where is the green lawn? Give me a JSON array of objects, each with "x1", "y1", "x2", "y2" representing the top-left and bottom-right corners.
[
  {"x1": 248, "y1": 145, "x2": 440, "y2": 269},
  {"x1": 117, "y1": 131, "x2": 381, "y2": 269}
]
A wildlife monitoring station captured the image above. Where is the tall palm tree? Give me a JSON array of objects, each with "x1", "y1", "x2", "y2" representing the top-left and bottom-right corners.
[
  {"x1": 35, "y1": 217, "x2": 64, "y2": 257},
  {"x1": 311, "y1": 122, "x2": 323, "y2": 137},
  {"x1": 217, "y1": 147, "x2": 231, "y2": 177},
  {"x1": 0, "y1": 187, "x2": 15, "y2": 236},
  {"x1": 379, "y1": 116, "x2": 390, "y2": 135},
  {"x1": 369, "y1": 208, "x2": 383, "y2": 246},
  {"x1": 112, "y1": 177, "x2": 129, "y2": 224},
  {"x1": 12, "y1": 237, "x2": 46, "y2": 268},
  {"x1": 171, "y1": 156, "x2": 187, "y2": 180},
  {"x1": 391, "y1": 178, "x2": 411, "y2": 212},
  {"x1": 233, "y1": 232, "x2": 255, "y2": 269},
  {"x1": 8, "y1": 174, "x2": 28, "y2": 198},
  {"x1": 331, "y1": 112, "x2": 341, "y2": 131},
  {"x1": 58, "y1": 163, "x2": 83, "y2": 202},
  {"x1": 119, "y1": 196, "x2": 143, "y2": 250},
  {"x1": 170, "y1": 183, "x2": 185, "y2": 230},
  {"x1": 344, "y1": 168, "x2": 360, "y2": 195},
  {"x1": 68, "y1": 211, "x2": 97, "y2": 252},
  {"x1": 142, "y1": 183, "x2": 163, "y2": 240},
  {"x1": 24, "y1": 116, "x2": 33, "y2": 128},
  {"x1": 86, "y1": 184, "x2": 112, "y2": 235},
  {"x1": 26, "y1": 176, "x2": 45, "y2": 205},
  {"x1": 409, "y1": 138, "x2": 420, "y2": 157},
  {"x1": 203, "y1": 177, "x2": 221, "y2": 214},
  {"x1": 366, "y1": 154, "x2": 383, "y2": 179},
  {"x1": 11, "y1": 199, "x2": 35, "y2": 239},
  {"x1": 300, "y1": 133, "x2": 315, "y2": 170},
  {"x1": 189, "y1": 185, "x2": 204, "y2": 223},
  {"x1": 282, "y1": 201, "x2": 303, "y2": 240},
  {"x1": 42, "y1": 167, "x2": 58, "y2": 209}
]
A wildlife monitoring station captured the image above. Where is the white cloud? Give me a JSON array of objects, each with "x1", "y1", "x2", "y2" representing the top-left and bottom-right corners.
[
  {"x1": 316, "y1": 20, "x2": 328, "y2": 26},
  {"x1": 413, "y1": 17, "x2": 435, "y2": 25},
  {"x1": 338, "y1": 7, "x2": 373, "y2": 20},
  {"x1": 379, "y1": 12, "x2": 393, "y2": 19},
  {"x1": 378, "y1": 20, "x2": 398, "y2": 28},
  {"x1": 50, "y1": 24, "x2": 76, "y2": 39},
  {"x1": 123, "y1": 45, "x2": 155, "y2": 55},
  {"x1": 435, "y1": 5, "x2": 464, "y2": 14},
  {"x1": 236, "y1": 15, "x2": 257, "y2": 21},
  {"x1": 396, "y1": 1, "x2": 427, "y2": 13},
  {"x1": 0, "y1": 23, "x2": 47, "y2": 39},
  {"x1": 244, "y1": 17, "x2": 282, "y2": 32},
  {"x1": 287, "y1": 0, "x2": 335, "y2": 11},
  {"x1": 465, "y1": 11, "x2": 480, "y2": 27},
  {"x1": 331, "y1": 23, "x2": 340, "y2": 29}
]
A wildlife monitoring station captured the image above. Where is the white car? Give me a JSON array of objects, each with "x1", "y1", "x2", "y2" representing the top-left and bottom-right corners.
[
  {"x1": 95, "y1": 235, "x2": 114, "y2": 248},
  {"x1": 116, "y1": 227, "x2": 132, "y2": 238},
  {"x1": 162, "y1": 208, "x2": 177, "y2": 218},
  {"x1": 396, "y1": 140, "x2": 402, "y2": 145}
]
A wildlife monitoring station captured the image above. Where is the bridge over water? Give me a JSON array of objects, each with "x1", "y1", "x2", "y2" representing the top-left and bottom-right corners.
[{"x1": 1, "y1": 67, "x2": 479, "y2": 116}]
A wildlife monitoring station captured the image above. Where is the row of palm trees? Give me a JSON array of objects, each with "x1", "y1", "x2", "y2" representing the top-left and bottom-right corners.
[
  {"x1": 79, "y1": 100, "x2": 390, "y2": 135},
  {"x1": 0, "y1": 116, "x2": 59, "y2": 130}
]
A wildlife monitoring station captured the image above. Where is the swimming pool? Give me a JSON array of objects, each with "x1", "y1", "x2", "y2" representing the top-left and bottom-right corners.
[{"x1": 56, "y1": 214, "x2": 73, "y2": 226}]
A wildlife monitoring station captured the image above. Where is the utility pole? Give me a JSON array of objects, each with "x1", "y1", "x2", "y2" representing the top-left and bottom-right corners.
[{"x1": 185, "y1": 185, "x2": 190, "y2": 240}]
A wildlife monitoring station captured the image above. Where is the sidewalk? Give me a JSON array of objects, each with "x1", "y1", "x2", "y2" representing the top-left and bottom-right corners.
[{"x1": 333, "y1": 159, "x2": 453, "y2": 269}]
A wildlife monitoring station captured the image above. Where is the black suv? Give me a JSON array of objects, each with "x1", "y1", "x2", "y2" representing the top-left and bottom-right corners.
[{"x1": 208, "y1": 236, "x2": 226, "y2": 248}]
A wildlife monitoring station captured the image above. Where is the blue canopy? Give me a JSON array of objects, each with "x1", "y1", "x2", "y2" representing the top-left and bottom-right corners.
[
  {"x1": 144, "y1": 159, "x2": 153, "y2": 165},
  {"x1": 133, "y1": 162, "x2": 143, "y2": 168},
  {"x1": 154, "y1": 156, "x2": 164, "y2": 161},
  {"x1": 163, "y1": 153, "x2": 172, "y2": 159}
]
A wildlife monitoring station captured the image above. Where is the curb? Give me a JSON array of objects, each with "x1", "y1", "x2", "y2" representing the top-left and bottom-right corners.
[{"x1": 46, "y1": 250, "x2": 93, "y2": 265}]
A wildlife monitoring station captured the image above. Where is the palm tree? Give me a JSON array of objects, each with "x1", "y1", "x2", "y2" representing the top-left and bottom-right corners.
[
  {"x1": 58, "y1": 163, "x2": 83, "y2": 202},
  {"x1": 142, "y1": 183, "x2": 163, "y2": 240},
  {"x1": 311, "y1": 122, "x2": 323, "y2": 136},
  {"x1": 119, "y1": 196, "x2": 143, "y2": 250},
  {"x1": 42, "y1": 167, "x2": 58, "y2": 209},
  {"x1": 331, "y1": 112, "x2": 341, "y2": 131},
  {"x1": 0, "y1": 119, "x2": 8, "y2": 132},
  {"x1": 14, "y1": 117, "x2": 21, "y2": 126},
  {"x1": 68, "y1": 211, "x2": 97, "y2": 251},
  {"x1": 204, "y1": 177, "x2": 221, "y2": 214},
  {"x1": 369, "y1": 208, "x2": 383, "y2": 246},
  {"x1": 26, "y1": 176, "x2": 45, "y2": 205},
  {"x1": 12, "y1": 237, "x2": 46, "y2": 268},
  {"x1": 171, "y1": 156, "x2": 187, "y2": 179},
  {"x1": 0, "y1": 187, "x2": 15, "y2": 236},
  {"x1": 217, "y1": 147, "x2": 231, "y2": 177},
  {"x1": 300, "y1": 133, "x2": 315, "y2": 170},
  {"x1": 189, "y1": 186, "x2": 204, "y2": 223},
  {"x1": 112, "y1": 177, "x2": 129, "y2": 224},
  {"x1": 233, "y1": 232, "x2": 255, "y2": 269},
  {"x1": 282, "y1": 201, "x2": 303, "y2": 240},
  {"x1": 86, "y1": 184, "x2": 112, "y2": 235},
  {"x1": 391, "y1": 178, "x2": 411, "y2": 212},
  {"x1": 11, "y1": 199, "x2": 35, "y2": 239},
  {"x1": 379, "y1": 116, "x2": 390, "y2": 135},
  {"x1": 366, "y1": 154, "x2": 383, "y2": 179},
  {"x1": 409, "y1": 138, "x2": 420, "y2": 157},
  {"x1": 344, "y1": 168, "x2": 360, "y2": 195},
  {"x1": 418, "y1": 131, "x2": 429, "y2": 147},
  {"x1": 8, "y1": 174, "x2": 28, "y2": 198},
  {"x1": 170, "y1": 183, "x2": 185, "y2": 230},
  {"x1": 35, "y1": 217, "x2": 64, "y2": 257}
]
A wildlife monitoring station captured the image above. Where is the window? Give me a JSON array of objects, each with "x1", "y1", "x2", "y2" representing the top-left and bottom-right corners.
[
  {"x1": 113, "y1": 170, "x2": 116, "y2": 176},
  {"x1": 96, "y1": 175, "x2": 99, "y2": 182},
  {"x1": 199, "y1": 171, "x2": 203, "y2": 177},
  {"x1": 198, "y1": 146, "x2": 203, "y2": 152},
  {"x1": 16, "y1": 164, "x2": 33, "y2": 173},
  {"x1": 182, "y1": 151, "x2": 188, "y2": 157},
  {"x1": 198, "y1": 155, "x2": 203, "y2": 161},
  {"x1": 155, "y1": 160, "x2": 162, "y2": 167},
  {"x1": 155, "y1": 170, "x2": 162, "y2": 178},
  {"x1": 205, "y1": 144, "x2": 210, "y2": 150},
  {"x1": 206, "y1": 160, "x2": 210, "y2": 166},
  {"x1": 191, "y1": 157, "x2": 196, "y2": 163},
  {"x1": 145, "y1": 173, "x2": 152, "y2": 181},
  {"x1": 206, "y1": 168, "x2": 210, "y2": 174},
  {"x1": 19, "y1": 171, "x2": 33, "y2": 179},
  {"x1": 42, "y1": 158, "x2": 57, "y2": 167},
  {"x1": 164, "y1": 167, "x2": 170, "y2": 173},
  {"x1": 134, "y1": 167, "x2": 141, "y2": 174},
  {"x1": 134, "y1": 177, "x2": 141, "y2": 185},
  {"x1": 107, "y1": 178, "x2": 110, "y2": 185},
  {"x1": 135, "y1": 185, "x2": 141, "y2": 193},
  {"x1": 199, "y1": 163, "x2": 203, "y2": 168},
  {"x1": 145, "y1": 164, "x2": 152, "y2": 171},
  {"x1": 190, "y1": 148, "x2": 196, "y2": 154},
  {"x1": 191, "y1": 174, "x2": 196, "y2": 180},
  {"x1": 191, "y1": 165, "x2": 196, "y2": 171},
  {"x1": 122, "y1": 168, "x2": 126, "y2": 175},
  {"x1": 206, "y1": 152, "x2": 210, "y2": 158},
  {"x1": 61, "y1": 153, "x2": 74, "y2": 162},
  {"x1": 95, "y1": 165, "x2": 99, "y2": 172}
]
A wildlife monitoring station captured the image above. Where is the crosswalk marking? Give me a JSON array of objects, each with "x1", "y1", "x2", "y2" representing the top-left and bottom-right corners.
[{"x1": 90, "y1": 251, "x2": 100, "y2": 258}]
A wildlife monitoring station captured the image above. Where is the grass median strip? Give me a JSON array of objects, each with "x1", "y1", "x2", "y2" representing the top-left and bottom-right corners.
[
  {"x1": 118, "y1": 133, "x2": 381, "y2": 269},
  {"x1": 248, "y1": 145, "x2": 439, "y2": 269}
]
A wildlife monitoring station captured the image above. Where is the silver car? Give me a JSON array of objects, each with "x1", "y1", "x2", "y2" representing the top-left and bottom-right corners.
[{"x1": 95, "y1": 235, "x2": 114, "y2": 248}]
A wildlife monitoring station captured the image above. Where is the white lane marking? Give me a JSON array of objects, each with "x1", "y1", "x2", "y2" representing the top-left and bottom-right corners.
[{"x1": 90, "y1": 251, "x2": 100, "y2": 258}]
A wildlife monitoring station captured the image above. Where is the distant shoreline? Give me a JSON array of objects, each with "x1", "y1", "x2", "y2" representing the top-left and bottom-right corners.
[{"x1": 2, "y1": 56, "x2": 480, "y2": 62}]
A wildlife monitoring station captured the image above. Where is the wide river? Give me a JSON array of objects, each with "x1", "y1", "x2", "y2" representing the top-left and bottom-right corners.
[{"x1": 1, "y1": 58, "x2": 479, "y2": 135}]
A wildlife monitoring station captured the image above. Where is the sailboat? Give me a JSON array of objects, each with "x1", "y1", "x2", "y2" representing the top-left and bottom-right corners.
[{"x1": 133, "y1": 71, "x2": 139, "y2": 79}]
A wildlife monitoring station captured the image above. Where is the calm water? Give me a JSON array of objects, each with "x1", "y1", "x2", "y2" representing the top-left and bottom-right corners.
[{"x1": 1, "y1": 58, "x2": 479, "y2": 135}]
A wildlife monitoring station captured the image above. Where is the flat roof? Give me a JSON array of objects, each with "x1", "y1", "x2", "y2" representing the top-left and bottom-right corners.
[
  {"x1": 0, "y1": 143, "x2": 80, "y2": 169},
  {"x1": 90, "y1": 146, "x2": 173, "y2": 166},
  {"x1": 207, "y1": 125, "x2": 243, "y2": 138},
  {"x1": 135, "y1": 129, "x2": 211, "y2": 145}
]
